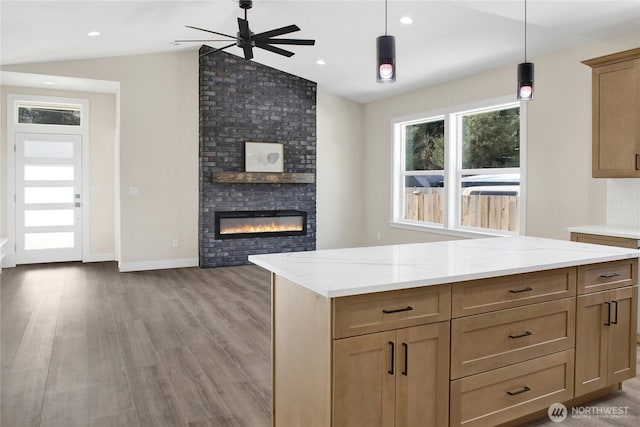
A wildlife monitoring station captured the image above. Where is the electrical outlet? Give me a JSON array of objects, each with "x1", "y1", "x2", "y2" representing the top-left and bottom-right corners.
[{"x1": 172, "y1": 238, "x2": 179, "y2": 248}]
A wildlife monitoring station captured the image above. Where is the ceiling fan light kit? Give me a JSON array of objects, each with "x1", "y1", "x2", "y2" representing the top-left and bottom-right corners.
[
  {"x1": 376, "y1": 0, "x2": 396, "y2": 83},
  {"x1": 181, "y1": 0, "x2": 315, "y2": 60},
  {"x1": 517, "y1": 0, "x2": 534, "y2": 101}
]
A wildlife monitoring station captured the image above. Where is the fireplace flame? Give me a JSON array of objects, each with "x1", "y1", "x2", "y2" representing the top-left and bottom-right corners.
[{"x1": 220, "y1": 221, "x2": 302, "y2": 235}]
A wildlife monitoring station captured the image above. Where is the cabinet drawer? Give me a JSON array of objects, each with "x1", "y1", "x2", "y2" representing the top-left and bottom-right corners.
[
  {"x1": 450, "y1": 350, "x2": 574, "y2": 427},
  {"x1": 452, "y1": 268, "x2": 576, "y2": 318},
  {"x1": 333, "y1": 285, "x2": 451, "y2": 339},
  {"x1": 451, "y1": 298, "x2": 575, "y2": 379},
  {"x1": 577, "y1": 259, "x2": 637, "y2": 294},
  {"x1": 571, "y1": 232, "x2": 640, "y2": 249}
]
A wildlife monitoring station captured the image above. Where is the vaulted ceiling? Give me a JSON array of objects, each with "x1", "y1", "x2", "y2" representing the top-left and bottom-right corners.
[{"x1": 1, "y1": 1, "x2": 639, "y2": 102}]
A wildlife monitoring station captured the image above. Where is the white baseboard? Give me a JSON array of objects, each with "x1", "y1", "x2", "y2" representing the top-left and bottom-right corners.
[
  {"x1": 84, "y1": 253, "x2": 115, "y2": 263},
  {"x1": 118, "y1": 258, "x2": 199, "y2": 273}
]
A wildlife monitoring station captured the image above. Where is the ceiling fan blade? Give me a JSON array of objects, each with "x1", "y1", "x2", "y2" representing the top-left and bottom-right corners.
[
  {"x1": 255, "y1": 43, "x2": 295, "y2": 58},
  {"x1": 253, "y1": 25, "x2": 300, "y2": 41},
  {"x1": 200, "y1": 43, "x2": 237, "y2": 58},
  {"x1": 238, "y1": 17, "x2": 251, "y2": 39},
  {"x1": 261, "y1": 38, "x2": 315, "y2": 46},
  {"x1": 175, "y1": 39, "x2": 234, "y2": 43},
  {"x1": 186, "y1": 25, "x2": 235, "y2": 39}
]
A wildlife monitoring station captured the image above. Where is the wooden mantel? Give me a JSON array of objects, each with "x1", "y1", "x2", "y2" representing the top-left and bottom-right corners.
[{"x1": 211, "y1": 172, "x2": 315, "y2": 184}]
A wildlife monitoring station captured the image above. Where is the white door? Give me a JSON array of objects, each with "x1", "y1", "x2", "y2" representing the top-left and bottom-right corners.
[{"x1": 15, "y1": 133, "x2": 82, "y2": 264}]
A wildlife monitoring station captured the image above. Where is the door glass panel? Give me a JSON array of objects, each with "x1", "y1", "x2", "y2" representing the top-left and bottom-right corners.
[
  {"x1": 24, "y1": 187, "x2": 74, "y2": 204},
  {"x1": 24, "y1": 140, "x2": 73, "y2": 158},
  {"x1": 24, "y1": 165, "x2": 74, "y2": 181},
  {"x1": 25, "y1": 232, "x2": 74, "y2": 250},
  {"x1": 25, "y1": 209, "x2": 74, "y2": 227}
]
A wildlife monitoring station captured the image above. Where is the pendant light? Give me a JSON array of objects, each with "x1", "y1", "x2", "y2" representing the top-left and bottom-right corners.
[
  {"x1": 517, "y1": 0, "x2": 534, "y2": 100},
  {"x1": 377, "y1": 0, "x2": 396, "y2": 83}
]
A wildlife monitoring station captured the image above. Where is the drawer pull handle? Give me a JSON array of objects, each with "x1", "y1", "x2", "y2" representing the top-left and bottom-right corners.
[
  {"x1": 636, "y1": 154, "x2": 640, "y2": 171},
  {"x1": 600, "y1": 272, "x2": 621, "y2": 279},
  {"x1": 388, "y1": 341, "x2": 395, "y2": 375},
  {"x1": 508, "y1": 331, "x2": 532, "y2": 339},
  {"x1": 507, "y1": 386, "x2": 531, "y2": 396},
  {"x1": 383, "y1": 306, "x2": 413, "y2": 314},
  {"x1": 604, "y1": 301, "x2": 611, "y2": 326},
  {"x1": 612, "y1": 300, "x2": 618, "y2": 325},
  {"x1": 402, "y1": 342, "x2": 408, "y2": 376},
  {"x1": 509, "y1": 287, "x2": 533, "y2": 294}
]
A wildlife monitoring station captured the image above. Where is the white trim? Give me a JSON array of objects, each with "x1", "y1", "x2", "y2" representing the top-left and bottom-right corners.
[
  {"x1": 6, "y1": 94, "x2": 90, "y2": 267},
  {"x1": 389, "y1": 222, "x2": 505, "y2": 239},
  {"x1": 118, "y1": 258, "x2": 199, "y2": 273},
  {"x1": 84, "y1": 252, "x2": 115, "y2": 263},
  {"x1": 518, "y1": 101, "x2": 528, "y2": 236}
]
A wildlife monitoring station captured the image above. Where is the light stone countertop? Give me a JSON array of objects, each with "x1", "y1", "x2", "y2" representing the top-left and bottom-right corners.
[
  {"x1": 567, "y1": 224, "x2": 640, "y2": 240},
  {"x1": 249, "y1": 236, "x2": 640, "y2": 297}
]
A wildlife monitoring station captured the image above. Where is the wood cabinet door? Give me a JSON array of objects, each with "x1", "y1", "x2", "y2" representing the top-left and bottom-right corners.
[
  {"x1": 395, "y1": 322, "x2": 449, "y2": 427},
  {"x1": 592, "y1": 58, "x2": 640, "y2": 177},
  {"x1": 333, "y1": 330, "x2": 396, "y2": 427},
  {"x1": 575, "y1": 291, "x2": 609, "y2": 396},
  {"x1": 608, "y1": 286, "x2": 638, "y2": 385}
]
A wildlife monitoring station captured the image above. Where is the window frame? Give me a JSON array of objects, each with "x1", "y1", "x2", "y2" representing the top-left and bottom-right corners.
[{"x1": 391, "y1": 96, "x2": 527, "y2": 237}]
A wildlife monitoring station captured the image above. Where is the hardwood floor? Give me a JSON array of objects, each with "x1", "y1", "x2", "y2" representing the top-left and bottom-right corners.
[
  {"x1": 1, "y1": 262, "x2": 272, "y2": 427},
  {"x1": 1, "y1": 262, "x2": 639, "y2": 427}
]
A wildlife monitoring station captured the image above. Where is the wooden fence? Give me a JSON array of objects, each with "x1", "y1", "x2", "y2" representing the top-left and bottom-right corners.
[{"x1": 405, "y1": 189, "x2": 519, "y2": 232}]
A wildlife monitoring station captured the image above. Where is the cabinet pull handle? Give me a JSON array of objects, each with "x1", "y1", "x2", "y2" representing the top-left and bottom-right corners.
[
  {"x1": 382, "y1": 306, "x2": 413, "y2": 314},
  {"x1": 402, "y1": 342, "x2": 408, "y2": 376},
  {"x1": 388, "y1": 341, "x2": 395, "y2": 375},
  {"x1": 508, "y1": 331, "x2": 532, "y2": 339},
  {"x1": 600, "y1": 272, "x2": 621, "y2": 279},
  {"x1": 612, "y1": 300, "x2": 618, "y2": 325},
  {"x1": 604, "y1": 301, "x2": 611, "y2": 326},
  {"x1": 636, "y1": 154, "x2": 640, "y2": 171},
  {"x1": 507, "y1": 386, "x2": 531, "y2": 396},
  {"x1": 509, "y1": 286, "x2": 533, "y2": 294}
]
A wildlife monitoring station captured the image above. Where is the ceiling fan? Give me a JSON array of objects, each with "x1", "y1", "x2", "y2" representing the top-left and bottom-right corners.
[{"x1": 176, "y1": 0, "x2": 315, "y2": 60}]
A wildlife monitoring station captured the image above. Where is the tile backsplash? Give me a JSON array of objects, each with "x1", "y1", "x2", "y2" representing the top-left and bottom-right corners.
[{"x1": 607, "y1": 179, "x2": 640, "y2": 227}]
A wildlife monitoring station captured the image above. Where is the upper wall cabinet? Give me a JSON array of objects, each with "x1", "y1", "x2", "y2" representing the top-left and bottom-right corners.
[{"x1": 583, "y1": 48, "x2": 640, "y2": 178}]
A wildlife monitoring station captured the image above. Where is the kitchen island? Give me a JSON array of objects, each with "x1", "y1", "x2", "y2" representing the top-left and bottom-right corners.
[{"x1": 249, "y1": 236, "x2": 639, "y2": 427}]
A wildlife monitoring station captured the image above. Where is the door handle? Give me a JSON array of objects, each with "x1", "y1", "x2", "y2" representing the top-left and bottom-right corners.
[
  {"x1": 388, "y1": 341, "x2": 395, "y2": 375},
  {"x1": 74, "y1": 202, "x2": 81, "y2": 207},
  {"x1": 402, "y1": 342, "x2": 408, "y2": 376},
  {"x1": 604, "y1": 301, "x2": 611, "y2": 326},
  {"x1": 612, "y1": 300, "x2": 618, "y2": 325},
  {"x1": 635, "y1": 154, "x2": 640, "y2": 171}
]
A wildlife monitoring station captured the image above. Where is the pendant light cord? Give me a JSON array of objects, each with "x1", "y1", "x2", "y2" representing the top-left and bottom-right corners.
[
  {"x1": 384, "y1": 0, "x2": 388, "y2": 35},
  {"x1": 524, "y1": 0, "x2": 527, "y2": 62}
]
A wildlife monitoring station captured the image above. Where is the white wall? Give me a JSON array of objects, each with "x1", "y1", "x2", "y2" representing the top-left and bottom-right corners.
[
  {"x1": 316, "y1": 88, "x2": 365, "y2": 249},
  {"x1": 361, "y1": 31, "x2": 639, "y2": 247},
  {"x1": 0, "y1": 85, "x2": 116, "y2": 261},
  {"x1": 2, "y1": 51, "x2": 200, "y2": 269}
]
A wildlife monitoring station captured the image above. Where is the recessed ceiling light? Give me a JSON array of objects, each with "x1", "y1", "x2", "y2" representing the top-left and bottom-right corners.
[
  {"x1": 87, "y1": 31, "x2": 101, "y2": 37},
  {"x1": 43, "y1": 81, "x2": 56, "y2": 85},
  {"x1": 400, "y1": 16, "x2": 413, "y2": 25},
  {"x1": 316, "y1": 59, "x2": 326, "y2": 66}
]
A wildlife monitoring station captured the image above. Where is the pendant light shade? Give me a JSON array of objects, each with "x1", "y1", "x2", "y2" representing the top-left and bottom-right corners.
[
  {"x1": 517, "y1": 0, "x2": 534, "y2": 101},
  {"x1": 517, "y1": 62, "x2": 534, "y2": 100},
  {"x1": 377, "y1": 35, "x2": 396, "y2": 83},
  {"x1": 376, "y1": 0, "x2": 396, "y2": 83}
]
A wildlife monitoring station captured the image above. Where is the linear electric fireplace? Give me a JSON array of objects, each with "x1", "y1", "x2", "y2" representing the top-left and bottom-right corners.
[{"x1": 215, "y1": 210, "x2": 307, "y2": 240}]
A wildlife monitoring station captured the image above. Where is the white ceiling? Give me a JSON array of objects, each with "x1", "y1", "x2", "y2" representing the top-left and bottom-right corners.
[{"x1": 1, "y1": 0, "x2": 639, "y2": 103}]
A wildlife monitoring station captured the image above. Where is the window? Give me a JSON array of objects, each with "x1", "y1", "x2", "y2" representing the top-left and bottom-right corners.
[
  {"x1": 17, "y1": 103, "x2": 81, "y2": 126},
  {"x1": 393, "y1": 99, "x2": 522, "y2": 235}
]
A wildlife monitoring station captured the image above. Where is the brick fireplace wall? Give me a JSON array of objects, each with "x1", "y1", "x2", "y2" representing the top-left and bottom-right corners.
[{"x1": 199, "y1": 49, "x2": 317, "y2": 267}]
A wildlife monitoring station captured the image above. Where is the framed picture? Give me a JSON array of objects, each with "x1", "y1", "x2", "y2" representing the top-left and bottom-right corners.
[{"x1": 245, "y1": 142, "x2": 284, "y2": 173}]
